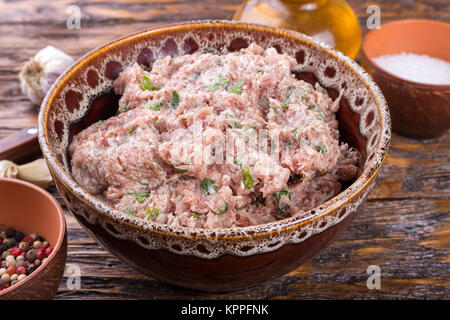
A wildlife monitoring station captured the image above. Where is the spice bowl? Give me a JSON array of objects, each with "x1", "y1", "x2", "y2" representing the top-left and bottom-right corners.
[
  {"x1": 361, "y1": 19, "x2": 450, "y2": 139},
  {"x1": 0, "y1": 178, "x2": 67, "y2": 300}
]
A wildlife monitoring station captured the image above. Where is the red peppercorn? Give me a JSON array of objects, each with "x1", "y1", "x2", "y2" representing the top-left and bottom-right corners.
[
  {"x1": 36, "y1": 250, "x2": 46, "y2": 260},
  {"x1": 6, "y1": 266, "x2": 16, "y2": 275},
  {"x1": 10, "y1": 247, "x2": 21, "y2": 257},
  {"x1": 20, "y1": 251, "x2": 26, "y2": 257},
  {"x1": 37, "y1": 245, "x2": 46, "y2": 251},
  {"x1": 45, "y1": 247, "x2": 53, "y2": 256},
  {"x1": 0, "y1": 238, "x2": 3, "y2": 244},
  {"x1": 2, "y1": 284, "x2": 9, "y2": 290},
  {"x1": 22, "y1": 236, "x2": 33, "y2": 244},
  {"x1": 16, "y1": 266, "x2": 25, "y2": 275}
]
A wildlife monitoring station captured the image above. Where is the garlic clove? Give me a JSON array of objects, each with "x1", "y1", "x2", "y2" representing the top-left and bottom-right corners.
[
  {"x1": 19, "y1": 46, "x2": 74, "y2": 106},
  {"x1": 17, "y1": 159, "x2": 53, "y2": 189},
  {"x1": 0, "y1": 160, "x2": 19, "y2": 179}
]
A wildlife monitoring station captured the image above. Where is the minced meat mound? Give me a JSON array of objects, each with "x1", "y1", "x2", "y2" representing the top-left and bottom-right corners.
[{"x1": 69, "y1": 43, "x2": 358, "y2": 229}]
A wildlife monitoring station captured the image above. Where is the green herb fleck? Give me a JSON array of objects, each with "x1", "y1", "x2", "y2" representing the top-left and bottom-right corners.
[
  {"x1": 341, "y1": 150, "x2": 349, "y2": 158},
  {"x1": 146, "y1": 207, "x2": 160, "y2": 218},
  {"x1": 127, "y1": 128, "x2": 134, "y2": 134},
  {"x1": 141, "y1": 75, "x2": 159, "y2": 91},
  {"x1": 171, "y1": 91, "x2": 180, "y2": 109},
  {"x1": 129, "y1": 192, "x2": 150, "y2": 203},
  {"x1": 274, "y1": 190, "x2": 291, "y2": 201},
  {"x1": 228, "y1": 80, "x2": 244, "y2": 95},
  {"x1": 233, "y1": 157, "x2": 242, "y2": 166},
  {"x1": 301, "y1": 92, "x2": 308, "y2": 99},
  {"x1": 117, "y1": 106, "x2": 129, "y2": 114},
  {"x1": 201, "y1": 178, "x2": 218, "y2": 195},
  {"x1": 190, "y1": 212, "x2": 200, "y2": 220},
  {"x1": 175, "y1": 167, "x2": 189, "y2": 173},
  {"x1": 124, "y1": 206, "x2": 134, "y2": 216},
  {"x1": 241, "y1": 167, "x2": 255, "y2": 190},
  {"x1": 205, "y1": 74, "x2": 229, "y2": 91},
  {"x1": 315, "y1": 145, "x2": 327, "y2": 154},
  {"x1": 257, "y1": 69, "x2": 265, "y2": 75},
  {"x1": 235, "y1": 123, "x2": 243, "y2": 129},
  {"x1": 217, "y1": 202, "x2": 229, "y2": 215},
  {"x1": 144, "y1": 101, "x2": 163, "y2": 111},
  {"x1": 193, "y1": 72, "x2": 201, "y2": 79},
  {"x1": 316, "y1": 112, "x2": 324, "y2": 121}
]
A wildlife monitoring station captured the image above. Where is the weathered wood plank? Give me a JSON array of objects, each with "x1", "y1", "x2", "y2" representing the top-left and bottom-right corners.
[{"x1": 0, "y1": 0, "x2": 448, "y2": 300}]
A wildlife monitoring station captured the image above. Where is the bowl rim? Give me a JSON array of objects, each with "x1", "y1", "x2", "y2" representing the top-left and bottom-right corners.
[
  {"x1": 362, "y1": 19, "x2": 450, "y2": 88},
  {"x1": 38, "y1": 20, "x2": 391, "y2": 241},
  {"x1": 0, "y1": 178, "x2": 66, "y2": 297}
]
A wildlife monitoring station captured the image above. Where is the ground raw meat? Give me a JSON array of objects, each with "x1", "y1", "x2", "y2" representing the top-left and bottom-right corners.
[{"x1": 69, "y1": 43, "x2": 358, "y2": 229}]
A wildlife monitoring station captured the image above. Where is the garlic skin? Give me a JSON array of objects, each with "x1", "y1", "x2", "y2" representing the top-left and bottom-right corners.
[
  {"x1": 19, "y1": 46, "x2": 74, "y2": 106},
  {"x1": 0, "y1": 160, "x2": 19, "y2": 179}
]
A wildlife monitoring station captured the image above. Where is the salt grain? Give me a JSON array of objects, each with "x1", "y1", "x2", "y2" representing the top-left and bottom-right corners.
[{"x1": 373, "y1": 53, "x2": 450, "y2": 85}]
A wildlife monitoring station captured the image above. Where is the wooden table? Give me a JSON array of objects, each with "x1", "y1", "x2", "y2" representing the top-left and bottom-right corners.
[{"x1": 0, "y1": 0, "x2": 448, "y2": 300}]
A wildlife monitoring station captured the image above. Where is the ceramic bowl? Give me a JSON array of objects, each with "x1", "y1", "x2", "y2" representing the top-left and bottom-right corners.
[
  {"x1": 361, "y1": 19, "x2": 450, "y2": 139},
  {"x1": 0, "y1": 178, "x2": 67, "y2": 299},
  {"x1": 38, "y1": 21, "x2": 390, "y2": 292}
]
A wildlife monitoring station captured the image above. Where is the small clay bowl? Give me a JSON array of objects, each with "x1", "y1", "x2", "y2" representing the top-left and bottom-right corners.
[
  {"x1": 0, "y1": 178, "x2": 67, "y2": 300},
  {"x1": 361, "y1": 19, "x2": 450, "y2": 139},
  {"x1": 39, "y1": 21, "x2": 390, "y2": 292}
]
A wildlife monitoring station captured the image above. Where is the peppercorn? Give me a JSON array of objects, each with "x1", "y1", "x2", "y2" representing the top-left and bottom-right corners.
[
  {"x1": 0, "y1": 244, "x2": 8, "y2": 254},
  {"x1": 45, "y1": 247, "x2": 53, "y2": 256},
  {"x1": 4, "y1": 228, "x2": 15, "y2": 238},
  {"x1": 1, "y1": 251, "x2": 9, "y2": 259},
  {"x1": 16, "y1": 266, "x2": 25, "y2": 275},
  {"x1": 10, "y1": 274, "x2": 18, "y2": 281},
  {"x1": 10, "y1": 247, "x2": 21, "y2": 257},
  {"x1": 33, "y1": 259, "x2": 41, "y2": 267},
  {"x1": 32, "y1": 240, "x2": 42, "y2": 249},
  {"x1": 18, "y1": 241, "x2": 30, "y2": 252},
  {"x1": 16, "y1": 255, "x2": 25, "y2": 263},
  {"x1": 10, "y1": 280, "x2": 18, "y2": 286},
  {"x1": 36, "y1": 250, "x2": 45, "y2": 260},
  {"x1": 0, "y1": 268, "x2": 5, "y2": 275},
  {"x1": 22, "y1": 236, "x2": 33, "y2": 244},
  {"x1": 26, "y1": 249, "x2": 37, "y2": 262},
  {"x1": 17, "y1": 274, "x2": 26, "y2": 281},
  {"x1": 26, "y1": 264, "x2": 34, "y2": 275},
  {"x1": 3, "y1": 238, "x2": 16, "y2": 248},
  {"x1": 6, "y1": 266, "x2": 15, "y2": 275},
  {"x1": 14, "y1": 232, "x2": 24, "y2": 243},
  {"x1": 35, "y1": 236, "x2": 44, "y2": 242},
  {"x1": 42, "y1": 241, "x2": 49, "y2": 247},
  {"x1": 15, "y1": 260, "x2": 25, "y2": 268},
  {"x1": 1, "y1": 273, "x2": 10, "y2": 283}
]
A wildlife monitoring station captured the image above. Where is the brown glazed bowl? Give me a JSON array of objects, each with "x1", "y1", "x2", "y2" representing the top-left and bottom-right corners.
[
  {"x1": 38, "y1": 21, "x2": 390, "y2": 292},
  {"x1": 0, "y1": 178, "x2": 67, "y2": 300},
  {"x1": 361, "y1": 19, "x2": 450, "y2": 139}
]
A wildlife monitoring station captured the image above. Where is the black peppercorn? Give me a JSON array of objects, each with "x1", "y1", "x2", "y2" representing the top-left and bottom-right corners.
[
  {"x1": 4, "y1": 227, "x2": 15, "y2": 238},
  {"x1": 14, "y1": 231, "x2": 25, "y2": 243},
  {"x1": 0, "y1": 244, "x2": 8, "y2": 254},
  {"x1": 34, "y1": 236, "x2": 44, "y2": 242}
]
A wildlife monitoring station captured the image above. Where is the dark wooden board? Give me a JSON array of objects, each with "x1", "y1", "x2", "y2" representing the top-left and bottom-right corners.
[{"x1": 0, "y1": 0, "x2": 448, "y2": 300}]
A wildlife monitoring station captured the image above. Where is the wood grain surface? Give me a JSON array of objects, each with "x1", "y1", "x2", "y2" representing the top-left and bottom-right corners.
[{"x1": 0, "y1": 0, "x2": 448, "y2": 300}]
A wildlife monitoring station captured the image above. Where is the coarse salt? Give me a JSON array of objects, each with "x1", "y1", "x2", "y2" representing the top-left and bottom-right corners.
[{"x1": 373, "y1": 53, "x2": 450, "y2": 85}]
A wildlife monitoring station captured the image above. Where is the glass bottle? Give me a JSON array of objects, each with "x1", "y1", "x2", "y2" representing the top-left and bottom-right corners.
[{"x1": 233, "y1": 0, "x2": 362, "y2": 59}]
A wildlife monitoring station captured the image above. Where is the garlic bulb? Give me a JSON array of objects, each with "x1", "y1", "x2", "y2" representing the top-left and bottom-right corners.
[
  {"x1": 19, "y1": 46, "x2": 74, "y2": 105},
  {"x1": 0, "y1": 158, "x2": 53, "y2": 189},
  {"x1": 0, "y1": 160, "x2": 19, "y2": 179}
]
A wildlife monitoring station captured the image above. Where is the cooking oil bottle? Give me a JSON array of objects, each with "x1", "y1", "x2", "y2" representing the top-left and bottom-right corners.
[{"x1": 233, "y1": 0, "x2": 362, "y2": 59}]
